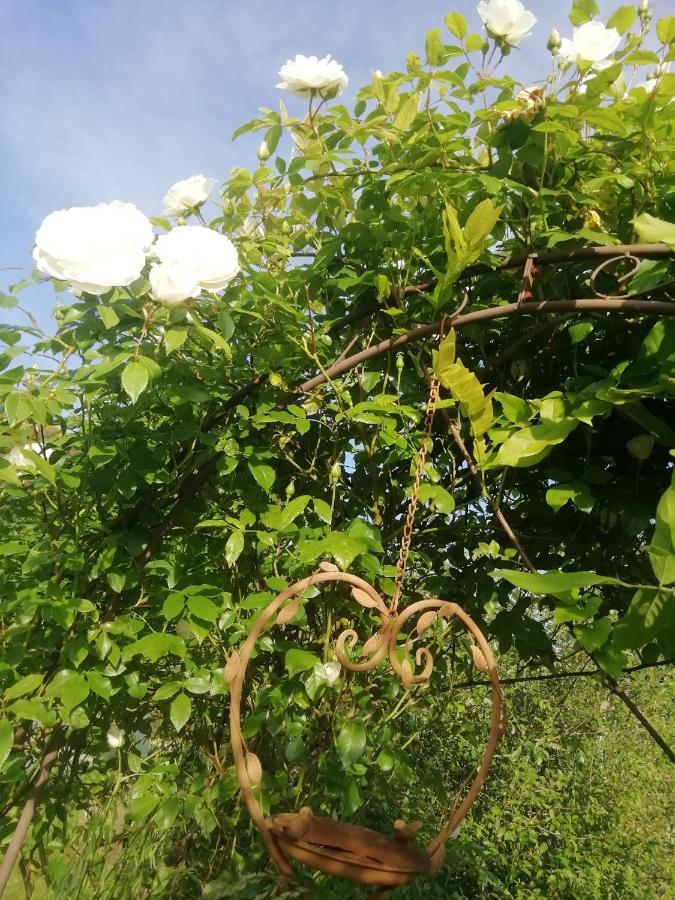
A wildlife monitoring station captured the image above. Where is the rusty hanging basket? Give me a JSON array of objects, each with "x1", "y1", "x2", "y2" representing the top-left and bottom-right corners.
[
  {"x1": 225, "y1": 370, "x2": 505, "y2": 893},
  {"x1": 226, "y1": 568, "x2": 505, "y2": 892}
]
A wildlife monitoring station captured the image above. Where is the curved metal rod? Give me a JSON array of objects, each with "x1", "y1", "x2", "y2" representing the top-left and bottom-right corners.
[
  {"x1": 227, "y1": 569, "x2": 389, "y2": 876},
  {"x1": 590, "y1": 253, "x2": 641, "y2": 299},
  {"x1": 227, "y1": 571, "x2": 504, "y2": 883},
  {"x1": 300, "y1": 297, "x2": 675, "y2": 394}
]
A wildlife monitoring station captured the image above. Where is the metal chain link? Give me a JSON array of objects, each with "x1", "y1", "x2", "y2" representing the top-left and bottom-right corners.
[{"x1": 390, "y1": 374, "x2": 440, "y2": 614}]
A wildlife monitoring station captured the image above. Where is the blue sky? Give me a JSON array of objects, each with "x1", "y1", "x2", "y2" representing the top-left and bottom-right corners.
[{"x1": 1, "y1": 0, "x2": 669, "y2": 329}]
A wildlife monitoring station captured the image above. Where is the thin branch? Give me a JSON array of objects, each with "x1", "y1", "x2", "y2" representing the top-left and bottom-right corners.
[
  {"x1": 438, "y1": 394, "x2": 675, "y2": 764},
  {"x1": 0, "y1": 728, "x2": 64, "y2": 898},
  {"x1": 453, "y1": 657, "x2": 675, "y2": 689}
]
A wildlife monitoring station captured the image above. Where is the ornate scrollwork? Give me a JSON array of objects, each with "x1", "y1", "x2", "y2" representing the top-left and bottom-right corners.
[{"x1": 226, "y1": 565, "x2": 505, "y2": 890}]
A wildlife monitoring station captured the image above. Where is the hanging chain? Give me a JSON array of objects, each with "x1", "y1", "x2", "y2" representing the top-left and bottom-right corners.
[{"x1": 390, "y1": 374, "x2": 440, "y2": 614}]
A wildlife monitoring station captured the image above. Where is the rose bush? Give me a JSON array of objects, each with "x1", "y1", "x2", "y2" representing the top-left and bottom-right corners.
[{"x1": 1, "y1": 1, "x2": 674, "y2": 898}]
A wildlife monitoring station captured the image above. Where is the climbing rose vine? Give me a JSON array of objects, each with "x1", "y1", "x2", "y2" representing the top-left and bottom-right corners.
[{"x1": 1, "y1": 1, "x2": 674, "y2": 897}]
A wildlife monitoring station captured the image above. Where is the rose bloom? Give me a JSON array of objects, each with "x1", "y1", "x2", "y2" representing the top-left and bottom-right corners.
[
  {"x1": 477, "y1": 0, "x2": 537, "y2": 48},
  {"x1": 106, "y1": 723, "x2": 124, "y2": 749},
  {"x1": 149, "y1": 225, "x2": 239, "y2": 304},
  {"x1": 559, "y1": 21, "x2": 621, "y2": 64},
  {"x1": 163, "y1": 175, "x2": 216, "y2": 217},
  {"x1": 33, "y1": 201, "x2": 153, "y2": 294},
  {"x1": 6, "y1": 442, "x2": 54, "y2": 470},
  {"x1": 277, "y1": 54, "x2": 348, "y2": 97}
]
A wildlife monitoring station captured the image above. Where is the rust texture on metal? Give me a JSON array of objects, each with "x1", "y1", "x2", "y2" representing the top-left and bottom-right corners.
[{"x1": 227, "y1": 570, "x2": 504, "y2": 889}]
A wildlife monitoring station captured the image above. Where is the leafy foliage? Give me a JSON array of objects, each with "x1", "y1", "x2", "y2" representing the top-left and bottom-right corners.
[{"x1": 1, "y1": 2, "x2": 674, "y2": 897}]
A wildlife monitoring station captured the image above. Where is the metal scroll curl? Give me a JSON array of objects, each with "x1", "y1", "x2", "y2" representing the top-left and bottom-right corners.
[{"x1": 226, "y1": 567, "x2": 505, "y2": 891}]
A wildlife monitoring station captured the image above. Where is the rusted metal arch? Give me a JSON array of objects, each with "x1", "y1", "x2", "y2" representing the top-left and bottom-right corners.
[
  {"x1": 302, "y1": 296, "x2": 675, "y2": 394},
  {"x1": 329, "y1": 242, "x2": 673, "y2": 333}
]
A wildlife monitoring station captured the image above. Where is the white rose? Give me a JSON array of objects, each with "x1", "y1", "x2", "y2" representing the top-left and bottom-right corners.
[
  {"x1": 149, "y1": 263, "x2": 200, "y2": 306},
  {"x1": 559, "y1": 22, "x2": 621, "y2": 64},
  {"x1": 477, "y1": 0, "x2": 537, "y2": 48},
  {"x1": 6, "y1": 443, "x2": 53, "y2": 469},
  {"x1": 106, "y1": 722, "x2": 124, "y2": 748},
  {"x1": 163, "y1": 175, "x2": 216, "y2": 217},
  {"x1": 152, "y1": 226, "x2": 239, "y2": 301},
  {"x1": 33, "y1": 201, "x2": 153, "y2": 295},
  {"x1": 315, "y1": 660, "x2": 342, "y2": 686},
  {"x1": 277, "y1": 54, "x2": 348, "y2": 97},
  {"x1": 6, "y1": 447, "x2": 29, "y2": 467}
]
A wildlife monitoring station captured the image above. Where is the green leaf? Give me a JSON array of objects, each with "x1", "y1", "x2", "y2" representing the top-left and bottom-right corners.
[
  {"x1": 569, "y1": 0, "x2": 599, "y2": 27},
  {"x1": 4, "y1": 673, "x2": 44, "y2": 702},
  {"x1": 127, "y1": 794, "x2": 161, "y2": 822},
  {"x1": 496, "y1": 419, "x2": 579, "y2": 468},
  {"x1": 187, "y1": 594, "x2": 220, "y2": 623},
  {"x1": 494, "y1": 392, "x2": 531, "y2": 424},
  {"x1": 632, "y1": 213, "x2": 675, "y2": 250},
  {"x1": 97, "y1": 305, "x2": 119, "y2": 329},
  {"x1": 337, "y1": 720, "x2": 366, "y2": 766},
  {"x1": 88, "y1": 444, "x2": 116, "y2": 468},
  {"x1": 122, "y1": 633, "x2": 186, "y2": 663},
  {"x1": 323, "y1": 532, "x2": 367, "y2": 568},
  {"x1": 161, "y1": 593, "x2": 184, "y2": 620},
  {"x1": 154, "y1": 681, "x2": 182, "y2": 701},
  {"x1": 627, "y1": 434, "x2": 654, "y2": 460},
  {"x1": 264, "y1": 123, "x2": 282, "y2": 155},
  {"x1": 8, "y1": 700, "x2": 51, "y2": 724},
  {"x1": 431, "y1": 331, "x2": 456, "y2": 381},
  {"x1": 656, "y1": 15, "x2": 675, "y2": 44},
  {"x1": 574, "y1": 617, "x2": 612, "y2": 653},
  {"x1": 492, "y1": 568, "x2": 621, "y2": 597},
  {"x1": 164, "y1": 327, "x2": 188, "y2": 354},
  {"x1": 225, "y1": 530, "x2": 245, "y2": 567},
  {"x1": 170, "y1": 693, "x2": 192, "y2": 733},
  {"x1": 425, "y1": 27, "x2": 443, "y2": 65},
  {"x1": 546, "y1": 482, "x2": 594, "y2": 513},
  {"x1": 20, "y1": 449, "x2": 56, "y2": 485},
  {"x1": 594, "y1": 647, "x2": 627, "y2": 679},
  {"x1": 613, "y1": 588, "x2": 672, "y2": 649},
  {"x1": 445, "y1": 11, "x2": 467, "y2": 38},
  {"x1": 465, "y1": 33, "x2": 487, "y2": 52},
  {"x1": 607, "y1": 5, "x2": 637, "y2": 34},
  {"x1": 0, "y1": 542, "x2": 28, "y2": 556},
  {"x1": 568, "y1": 322, "x2": 594, "y2": 344},
  {"x1": 248, "y1": 461, "x2": 275, "y2": 492},
  {"x1": 154, "y1": 797, "x2": 181, "y2": 831},
  {"x1": 87, "y1": 671, "x2": 112, "y2": 699},
  {"x1": 0, "y1": 720, "x2": 13, "y2": 771},
  {"x1": 121, "y1": 361, "x2": 149, "y2": 404},
  {"x1": 435, "y1": 354, "x2": 492, "y2": 436},
  {"x1": 393, "y1": 94, "x2": 419, "y2": 131},
  {"x1": 285, "y1": 648, "x2": 321, "y2": 678},
  {"x1": 313, "y1": 498, "x2": 332, "y2": 524},
  {"x1": 5, "y1": 392, "x2": 32, "y2": 426},
  {"x1": 649, "y1": 474, "x2": 675, "y2": 583},
  {"x1": 418, "y1": 483, "x2": 455, "y2": 514},
  {"x1": 463, "y1": 199, "x2": 502, "y2": 252},
  {"x1": 56, "y1": 672, "x2": 90, "y2": 711}
]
